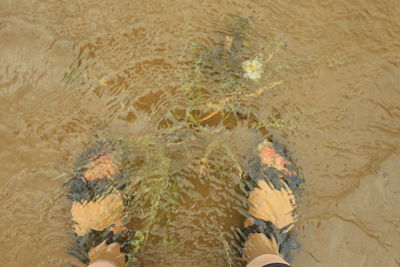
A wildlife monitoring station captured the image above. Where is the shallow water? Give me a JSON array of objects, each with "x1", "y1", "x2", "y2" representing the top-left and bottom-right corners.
[{"x1": 1, "y1": 0, "x2": 399, "y2": 266}]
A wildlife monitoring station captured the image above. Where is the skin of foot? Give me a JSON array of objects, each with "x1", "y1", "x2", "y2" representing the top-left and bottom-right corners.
[
  {"x1": 243, "y1": 233, "x2": 280, "y2": 263},
  {"x1": 84, "y1": 153, "x2": 119, "y2": 181},
  {"x1": 247, "y1": 180, "x2": 296, "y2": 231},
  {"x1": 88, "y1": 241, "x2": 125, "y2": 267},
  {"x1": 70, "y1": 146, "x2": 127, "y2": 266},
  {"x1": 71, "y1": 192, "x2": 125, "y2": 235}
]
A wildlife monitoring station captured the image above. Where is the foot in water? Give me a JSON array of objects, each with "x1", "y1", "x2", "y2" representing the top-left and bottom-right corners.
[
  {"x1": 241, "y1": 140, "x2": 303, "y2": 265},
  {"x1": 67, "y1": 141, "x2": 131, "y2": 266},
  {"x1": 66, "y1": 139, "x2": 302, "y2": 266}
]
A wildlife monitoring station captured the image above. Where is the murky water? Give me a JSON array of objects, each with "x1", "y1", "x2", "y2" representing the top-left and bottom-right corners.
[{"x1": 1, "y1": 0, "x2": 399, "y2": 266}]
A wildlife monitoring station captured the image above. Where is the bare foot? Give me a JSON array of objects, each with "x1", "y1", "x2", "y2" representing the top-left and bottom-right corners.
[
  {"x1": 248, "y1": 140, "x2": 297, "y2": 231},
  {"x1": 88, "y1": 241, "x2": 125, "y2": 267},
  {"x1": 247, "y1": 180, "x2": 296, "y2": 231},
  {"x1": 71, "y1": 192, "x2": 125, "y2": 235},
  {"x1": 242, "y1": 140, "x2": 301, "y2": 265},
  {"x1": 243, "y1": 233, "x2": 279, "y2": 263}
]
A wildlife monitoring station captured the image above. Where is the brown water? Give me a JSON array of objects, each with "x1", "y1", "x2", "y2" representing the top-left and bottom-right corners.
[{"x1": 1, "y1": 0, "x2": 399, "y2": 266}]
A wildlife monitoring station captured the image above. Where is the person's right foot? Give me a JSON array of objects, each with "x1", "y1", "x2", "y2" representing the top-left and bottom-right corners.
[
  {"x1": 247, "y1": 179, "x2": 296, "y2": 232},
  {"x1": 242, "y1": 140, "x2": 302, "y2": 263}
]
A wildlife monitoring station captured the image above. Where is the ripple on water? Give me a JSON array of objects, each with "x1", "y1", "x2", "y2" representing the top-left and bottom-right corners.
[{"x1": 1, "y1": 0, "x2": 400, "y2": 266}]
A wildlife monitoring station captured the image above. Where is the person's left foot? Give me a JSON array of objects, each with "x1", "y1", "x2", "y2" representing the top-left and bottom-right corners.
[
  {"x1": 71, "y1": 191, "x2": 125, "y2": 235},
  {"x1": 68, "y1": 141, "x2": 131, "y2": 264},
  {"x1": 83, "y1": 151, "x2": 119, "y2": 181},
  {"x1": 71, "y1": 143, "x2": 126, "y2": 235}
]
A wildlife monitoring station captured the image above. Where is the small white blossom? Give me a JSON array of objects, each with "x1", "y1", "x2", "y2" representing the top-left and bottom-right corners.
[{"x1": 242, "y1": 59, "x2": 263, "y2": 81}]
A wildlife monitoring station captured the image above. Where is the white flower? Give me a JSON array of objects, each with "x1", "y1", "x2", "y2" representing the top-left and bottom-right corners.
[{"x1": 242, "y1": 59, "x2": 263, "y2": 81}]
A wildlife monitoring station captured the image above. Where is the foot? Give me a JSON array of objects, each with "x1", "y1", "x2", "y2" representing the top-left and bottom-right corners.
[
  {"x1": 71, "y1": 191, "x2": 125, "y2": 235},
  {"x1": 242, "y1": 140, "x2": 301, "y2": 263},
  {"x1": 68, "y1": 141, "x2": 130, "y2": 265},
  {"x1": 243, "y1": 233, "x2": 279, "y2": 263},
  {"x1": 71, "y1": 145, "x2": 126, "y2": 235},
  {"x1": 88, "y1": 241, "x2": 126, "y2": 267}
]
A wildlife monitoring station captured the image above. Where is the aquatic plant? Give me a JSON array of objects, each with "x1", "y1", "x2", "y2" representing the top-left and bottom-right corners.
[
  {"x1": 169, "y1": 15, "x2": 287, "y2": 133},
  {"x1": 242, "y1": 58, "x2": 263, "y2": 81}
]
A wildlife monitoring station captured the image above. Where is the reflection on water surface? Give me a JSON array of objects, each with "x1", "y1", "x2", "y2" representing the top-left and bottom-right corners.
[{"x1": 0, "y1": 0, "x2": 399, "y2": 266}]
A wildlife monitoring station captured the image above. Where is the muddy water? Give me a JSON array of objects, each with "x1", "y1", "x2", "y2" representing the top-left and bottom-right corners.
[{"x1": 0, "y1": 0, "x2": 399, "y2": 266}]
